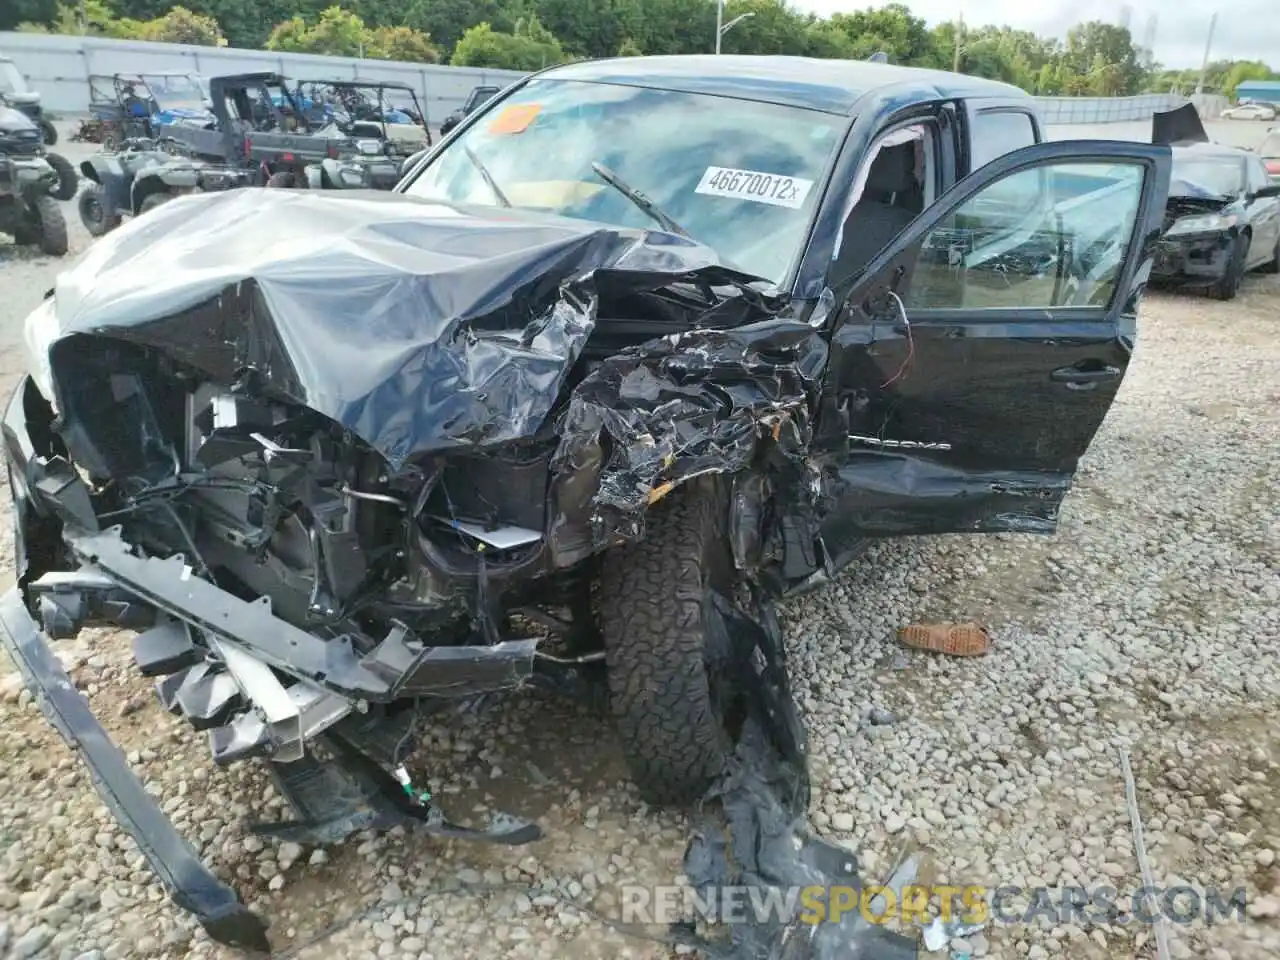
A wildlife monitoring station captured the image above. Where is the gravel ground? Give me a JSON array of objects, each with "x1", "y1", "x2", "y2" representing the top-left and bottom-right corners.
[{"x1": 0, "y1": 122, "x2": 1278, "y2": 960}]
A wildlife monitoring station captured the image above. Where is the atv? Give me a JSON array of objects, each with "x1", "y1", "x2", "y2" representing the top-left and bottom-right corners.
[
  {"x1": 73, "y1": 73, "x2": 211, "y2": 150},
  {"x1": 0, "y1": 151, "x2": 68, "y2": 256},
  {"x1": 77, "y1": 138, "x2": 254, "y2": 237},
  {"x1": 0, "y1": 97, "x2": 77, "y2": 201},
  {"x1": 268, "y1": 138, "x2": 403, "y2": 192},
  {"x1": 0, "y1": 56, "x2": 58, "y2": 146}
]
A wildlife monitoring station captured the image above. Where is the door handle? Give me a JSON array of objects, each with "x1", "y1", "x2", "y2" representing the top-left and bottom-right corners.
[{"x1": 1050, "y1": 364, "x2": 1121, "y2": 388}]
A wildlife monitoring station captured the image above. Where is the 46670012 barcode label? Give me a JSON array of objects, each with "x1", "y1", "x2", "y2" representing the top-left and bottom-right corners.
[{"x1": 694, "y1": 166, "x2": 814, "y2": 209}]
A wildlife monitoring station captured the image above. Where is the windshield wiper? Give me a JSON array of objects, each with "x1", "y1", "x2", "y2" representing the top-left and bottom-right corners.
[
  {"x1": 590, "y1": 161, "x2": 692, "y2": 240},
  {"x1": 462, "y1": 144, "x2": 510, "y2": 208}
]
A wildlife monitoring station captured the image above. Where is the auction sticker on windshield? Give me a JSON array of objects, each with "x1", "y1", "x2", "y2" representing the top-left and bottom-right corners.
[
  {"x1": 695, "y1": 167, "x2": 814, "y2": 209},
  {"x1": 488, "y1": 103, "x2": 542, "y2": 135}
]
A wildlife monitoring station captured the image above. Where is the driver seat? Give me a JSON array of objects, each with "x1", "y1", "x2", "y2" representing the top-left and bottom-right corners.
[{"x1": 833, "y1": 143, "x2": 922, "y2": 283}]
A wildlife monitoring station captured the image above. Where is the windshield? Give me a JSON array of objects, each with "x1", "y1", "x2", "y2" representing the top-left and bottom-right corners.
[
  {"x1": 1170, "y1": 154, "x2": 1245, "y2": 198},
  {"x1": 404, "y1": 78, "x2": 844, "y2": 284},
  {"x1": 466, "y1": 88, "x2": 498, "y2": 111},
  {"x1": 0, "y1": 61, "x2": 27, "y2": 95},
  {"x1": 1261, "y1": 133, "x2": 1280, "y2": 160},
  {"x1": 141, "y1": 74, "x2": 207, "y2": 112}
]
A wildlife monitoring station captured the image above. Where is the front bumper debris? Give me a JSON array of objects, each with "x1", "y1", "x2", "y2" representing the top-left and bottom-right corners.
[
  {"x1": 0, "y1": 587, "x2": 273, "y2": 953},
  {"x1": 1, "y1": 567, "x2": 544, "y2": 948},
  {"x1": 1150, "y1": 234, "x2": 1233, "y2": 283}
]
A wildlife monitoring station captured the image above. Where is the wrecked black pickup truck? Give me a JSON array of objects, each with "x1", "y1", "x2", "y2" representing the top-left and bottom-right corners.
[{"x1": 2, "y1": 55, "x2": 1171, "y2": 951}]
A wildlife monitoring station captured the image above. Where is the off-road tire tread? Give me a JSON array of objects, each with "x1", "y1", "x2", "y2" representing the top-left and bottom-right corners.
[
  {"x1": 78, "y1": 183, "x2": 121, "y2": 237},
  {"x1": 599, "y1": 486, "x2": 729, "y2": 806},
  {"x1": 44, "y1": 152, "x2": 77, "y2": 201},
  {"x1": 33, "y1": 195, "x2": 68, "y2": 256},
  {"x1": 39, "y1": 118, "x2": 58, "y2": 146}
]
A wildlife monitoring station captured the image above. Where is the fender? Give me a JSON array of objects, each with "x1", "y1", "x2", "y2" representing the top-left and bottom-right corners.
[
  {"x1": 319, "y1": 156, "x2": 360, "y2": 189},
  {"x1": 130, "y1": 161, "x2": 200, "y2": 213},
  {"x1": 79, "y1": 155, "x2": 133, "y2": 221},
  {"x1": 399, "y1": 147, "x2": 429, "y2": 180}
]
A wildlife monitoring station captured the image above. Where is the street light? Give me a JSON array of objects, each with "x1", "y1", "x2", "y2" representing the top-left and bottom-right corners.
[{"x1": 714, "y1": 2, "x2": 755, "y2": 55}]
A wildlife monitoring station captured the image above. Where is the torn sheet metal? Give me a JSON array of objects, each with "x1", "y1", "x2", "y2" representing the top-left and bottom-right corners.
[
  {"x1": 548, "y1": 318, "x2": 827, "y2": 565},
  {"x1": 27, "y1": 188, "x2": 779, "y2": 470},
  {"x1": 684, "y1": 592, "x2": 919, "y2": 960},
  {"x1": 1151, "y1": 103, "x2": 1209, "y2": 146}
]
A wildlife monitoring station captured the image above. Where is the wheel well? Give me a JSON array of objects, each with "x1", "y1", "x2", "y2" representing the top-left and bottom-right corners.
[{"x1": 132, "y1": 177, "x2": 170, "y2": 213}]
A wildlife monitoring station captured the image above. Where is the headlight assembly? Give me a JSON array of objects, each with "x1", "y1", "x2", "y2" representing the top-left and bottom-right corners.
[{"x1": 1165, "y1": 213, "x2": 1237, "y2": 236}]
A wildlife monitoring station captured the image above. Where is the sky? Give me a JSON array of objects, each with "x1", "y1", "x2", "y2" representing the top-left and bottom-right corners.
[{"x1": 791, "y1": 0, "x2": 1275, "y2": 70}]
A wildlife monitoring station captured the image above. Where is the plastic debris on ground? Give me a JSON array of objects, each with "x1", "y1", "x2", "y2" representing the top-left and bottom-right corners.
[
  {"x1": 897, "y1": 622, "x2": 992, "y2": 657},
  {"x1": 680, "y1": 591, "x2": 920, "y2": 959}
]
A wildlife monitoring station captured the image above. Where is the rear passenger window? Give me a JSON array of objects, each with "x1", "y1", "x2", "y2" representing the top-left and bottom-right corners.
[{"x1": 970, "y1": 111, "x2": 1037, "y2": 171}]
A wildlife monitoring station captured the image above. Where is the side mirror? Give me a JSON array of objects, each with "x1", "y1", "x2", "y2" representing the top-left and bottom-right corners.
[{"x1": 1251, "y1": 184, "x2": 1280, "y2": 200}]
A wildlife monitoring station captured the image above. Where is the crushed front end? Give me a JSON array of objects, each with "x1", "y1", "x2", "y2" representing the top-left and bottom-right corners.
[
  {"x1": 2, "y1": 188, "x2": 819, "y2": 949},
  {"x1": 1150, "y1": 196, "x2": 1238, "y2": 287}
]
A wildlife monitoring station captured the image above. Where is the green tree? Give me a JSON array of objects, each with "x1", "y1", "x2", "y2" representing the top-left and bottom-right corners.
[
  {"x1": 264, "y1": 15, "x2": 310, "y2": 50},
  {"x1": 1221, "y1": 60, "x2": 1275, "y2": 98},
  {"x1": 133, "y1": 5, "x2": 225, "y2": 44},
  {"x1": 799, "y1": 18, "x2": 854, "y2": 59},
  {"x1": 617, "y1": 37, "x2": 643, "y2": 57},
  {"x1": 1, "y1": 0, "x2": 59, "y2": 32},
  {"x1": 404, "y1": 0, "x2": 515, "y2": 58},
  {"x1": 366, "y1": 24, "x2": 441, "y2": 62},
  {"x1": 828, "y1": 3, "x2": 937, "y2": 66},
  {"x1": 1063, "y1": 21, "x2": 1145, "y2": 94},
  {"x1": 633, "y1": 0, "x2": 716, "y2": 56},
  {"x1": 530, "y1": 0, "x2": 644, "y2": 60},
  {"x1": 715, "y1": 0, "x2": 808, "y2": 56},
  {"x1": 450, "y1": 17, "x2": 565, "y2": 70},
  {"x1": 16, "y1": 0, "x2": 128, "y2": 36}
]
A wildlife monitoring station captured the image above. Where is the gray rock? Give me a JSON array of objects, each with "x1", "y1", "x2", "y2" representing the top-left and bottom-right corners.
[
  {"x1": 868, "y1": 707, "x2": 896, "y2": 726},
  {"x1": 13, "y1": 925, "x2": 54, "y2": 959}
]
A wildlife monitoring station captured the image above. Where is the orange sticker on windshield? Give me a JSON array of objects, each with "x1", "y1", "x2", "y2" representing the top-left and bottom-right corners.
[{"x1": 488, "y1": 104, "x2": 541, "y2": 135}]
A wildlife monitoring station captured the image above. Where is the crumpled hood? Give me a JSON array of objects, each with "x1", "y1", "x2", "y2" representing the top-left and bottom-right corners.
[{"x1": 29, "y1": 187, "x2": 769, "y2": 468}]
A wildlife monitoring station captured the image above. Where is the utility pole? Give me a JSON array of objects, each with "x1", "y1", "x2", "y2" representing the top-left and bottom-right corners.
[
  {"x1": 953, "y1": 14, "x2": 963, "y2": 73},
  {"x1": 714, "y1": 3, "x2": 754, "y2": 54},
  {"x1": 1195, "y1": 11, "x2": 1217, "y2": 95}
]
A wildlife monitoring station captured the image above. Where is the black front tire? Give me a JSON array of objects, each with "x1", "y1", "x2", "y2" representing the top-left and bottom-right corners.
[
  {"x1": 266, "y1": 172, "x2": 297, "y2": 189},
  {"x1": 78, "y1": 183, "x2": 122, "y2": 237},
  {"x1": 44, "y1": 152, "x2": 78, "y2": 201},
  {"x1": 598, "y1": 482, "x2": 737, "y2": 806},
  {"x1": 21, "y1": 195, "x2": 69, "y2": 256},
  {"x1": 1212, "y1": 234, "x2": 1249, "y2": 300},
  {"x1": 39, "y1": 118, "x2": 58, "y2": 146}
]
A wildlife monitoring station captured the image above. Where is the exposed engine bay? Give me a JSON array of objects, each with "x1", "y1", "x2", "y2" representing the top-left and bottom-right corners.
[{"x1": 1, "y1": 186, "x2": 848, "y2": 954}]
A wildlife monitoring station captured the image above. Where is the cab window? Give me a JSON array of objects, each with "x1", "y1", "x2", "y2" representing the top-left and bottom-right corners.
[
  {"x1": 969, "y1": 110, "x2": 1038, "y2": 171},
  {"x1": 906, "y1": 161, "x2": 1144, "y2": 311},
  {"x1": 830, "y1": 121, "x2": 939, "y2": 284}
]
